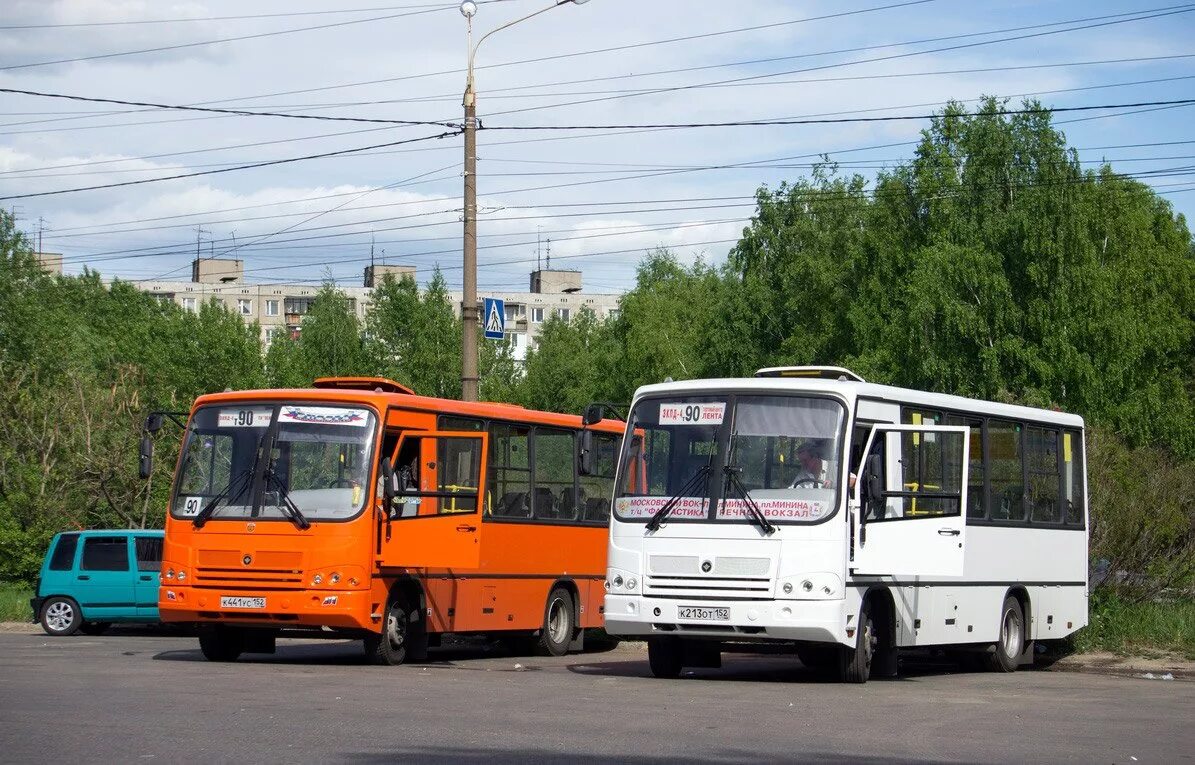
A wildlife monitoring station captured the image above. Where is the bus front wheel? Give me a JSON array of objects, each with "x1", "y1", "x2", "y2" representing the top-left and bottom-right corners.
[
  {"x1": 365, "y1": 592, "x2": 426, "y2": 666},
  {"x1": 647, "y1": 637, "x2": 683, "y2": 679},
  {"x1": 198, "y1": 625, "x2": 245, "y2": 662},
  {"x1": 838, "y1": 602, "x2": 876, "y2": 684}
]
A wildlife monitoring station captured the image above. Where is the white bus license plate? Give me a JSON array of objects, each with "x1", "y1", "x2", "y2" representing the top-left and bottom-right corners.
[
  {"x1": 678, "y1": 605, "x2": 730, "y2": 621},
  {"x1": 220, "y1": 596, "x2": 266, "y2": 609}
]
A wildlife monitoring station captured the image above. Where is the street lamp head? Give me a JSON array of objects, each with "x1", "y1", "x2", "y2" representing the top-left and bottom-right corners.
[{"x1": 460, "y1": 1, "x2": 478, "y2": 18}]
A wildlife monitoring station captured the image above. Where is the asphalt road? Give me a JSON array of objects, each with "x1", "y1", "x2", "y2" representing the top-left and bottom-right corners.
[{"x1": 0, "y1": 629, "x2": 1190, "y2": 764}]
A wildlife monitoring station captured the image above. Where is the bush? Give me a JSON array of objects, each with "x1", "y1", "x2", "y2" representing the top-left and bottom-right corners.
[{"x1": 1088, "y1": 428, "x2": 1195, "y2": 600}]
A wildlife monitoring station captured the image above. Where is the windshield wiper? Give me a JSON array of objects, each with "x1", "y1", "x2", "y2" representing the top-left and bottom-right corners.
[
  {"x1": 263, "y1": 468, "x2": 311, "y2": 530},
  {"x1": 645, "y1": 462, "x2": 713, "y2": 533},
  {"x1": 192, "y1": 468, "x2": 253, "y2": 529},
  {"x1": 722, "y1": 465, "x2": 777, "y2": 535}
]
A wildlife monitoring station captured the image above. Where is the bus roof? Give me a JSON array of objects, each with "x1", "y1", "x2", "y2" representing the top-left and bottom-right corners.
[
  {"x1": 190, "y1": 385, "x2": 625, "y2": 431},
  {"x1": 632, "y1": 376, "x2": 1085, "y2": 428}
]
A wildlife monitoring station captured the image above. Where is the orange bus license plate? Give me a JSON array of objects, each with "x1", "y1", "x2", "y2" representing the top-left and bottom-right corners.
[{"x1": 221, "y1": 596, "x2": 266, "y2": 609}]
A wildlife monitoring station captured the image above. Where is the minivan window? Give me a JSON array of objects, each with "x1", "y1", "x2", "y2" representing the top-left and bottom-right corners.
[
  {"x1": 49, "y1": 533, "x2": 79, "y2": 571},
  {"x1": 81, "y1": 537, "x2": 129, "y2": 572},
  {"x1": 135, "y1": 537, "x2": 163, "y2": 572}
]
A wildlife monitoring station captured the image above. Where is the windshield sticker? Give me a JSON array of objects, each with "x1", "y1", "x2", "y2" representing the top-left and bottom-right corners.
[
  {"x1": 658, "y1": 402, "x2": 726, "y2": 426},
  {"x1": 278, "y1": 406, "x2": 370, "y2": 427},
  {"x1": 217, "y1": 407, "x2": 274, "y2": 428},
  {"x1": 716, "y1": 498, "x2": 831, "y2": 521},
  {"x1": 615, "y1": 497, "x2": 710, "y2": 519},
  {"x1": 179, "y1": 497, "x2": 203, "y2": 517}
]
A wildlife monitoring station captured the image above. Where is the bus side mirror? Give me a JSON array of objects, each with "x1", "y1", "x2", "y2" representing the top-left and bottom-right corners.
[
  {"x1": 862, "y1": 454, "x2": 884, "y2": 510},
  {"x1": 144, "y1": 413, "x2": 165, "y2": 434},
  {"x1": 578, "y1": 430, "x2": 595, "y2": 476},
  {"x1": 379, "y1": 457, "x2": 397, "y2": 502},
  {"x1": 138, "y1": 434, "x2": 154, "y2": 480},
  {"x1": 582, "y1": 403, "x2": 603, "y2": 427}
]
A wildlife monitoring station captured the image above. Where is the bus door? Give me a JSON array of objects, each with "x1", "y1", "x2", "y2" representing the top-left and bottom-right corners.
[
  {"x1": 379, "y1": 431, "x2": 488, "y2": 569},
  {"x1": 850, "y1": 424, "x2": 969, "y2": 576}
]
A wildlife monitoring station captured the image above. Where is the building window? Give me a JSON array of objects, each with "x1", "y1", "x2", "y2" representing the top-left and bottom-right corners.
[
  {"x1": 265, "y1": 300, "x2": 279, "y2": 316},
  {"x1": 237, "y1": 299, "x2": 253, "y2": 316},
  {"x1": 181, "y1": 297, "x2": 197, "y2": 312},
  {"x1": 285, "y1": 297, "x2": 316, "y2": 315},
  {"x1": 556, "y1": 307, "x2": 571, "y2": 322},
  {"x1": 504, "y1": 304, "x2": 521, "y2": 321},
  {"x1": 607, "y1": 309, "x2": 620, "y2": 320},
  {"x1": 531, "y1": 307, "x2": 544, "y2": 323}
]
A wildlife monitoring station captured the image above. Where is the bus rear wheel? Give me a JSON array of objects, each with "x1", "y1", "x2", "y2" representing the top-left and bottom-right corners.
[
  {"x1": 536, "y1": 586, "x2": 576, "y2": 657},
  {"x1": 647, "y1": 637, "x2": 684, "y2": 679},
  {"x1": 198, "y1": 625, "x2": 245, "y2": 662},
  {"x1": 986, "y1": 596, "x2": 1024, "y2": 673}
]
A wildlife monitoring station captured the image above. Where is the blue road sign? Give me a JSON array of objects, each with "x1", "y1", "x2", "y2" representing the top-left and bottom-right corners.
[{"x1": 483, "y1": 297, "x2": 505, "y2": 340}]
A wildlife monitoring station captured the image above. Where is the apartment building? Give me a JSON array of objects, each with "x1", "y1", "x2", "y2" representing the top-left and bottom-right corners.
[{"x1": 134, "y1": 258, "x2": 621, "y2": 361}]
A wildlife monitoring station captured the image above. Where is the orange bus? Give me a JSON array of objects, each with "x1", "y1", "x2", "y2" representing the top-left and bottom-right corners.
[{"x1": 145, "y1": 377, "x2": 623, "y2": 664}]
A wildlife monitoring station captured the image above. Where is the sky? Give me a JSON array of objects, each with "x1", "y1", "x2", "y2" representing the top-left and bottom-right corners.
[{"x1": 1, "y1": 0, "x2": 1192, "y2": 295}]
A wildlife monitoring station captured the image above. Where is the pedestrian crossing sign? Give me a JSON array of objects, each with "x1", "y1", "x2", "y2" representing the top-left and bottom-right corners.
[{"x1": 483, "y1": 297, "x2": 505, "y2": 340}]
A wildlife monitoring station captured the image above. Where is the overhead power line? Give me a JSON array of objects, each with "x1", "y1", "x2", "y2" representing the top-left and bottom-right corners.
[
  {"x1": 0, "y1": 131, "x2": 462, "y2": 201},
  {"x1": 483, "y1": 100, "x2": 1195, "y2": 130},
  {"x1": 0, "y1": 6, "x2": 452, "y2": 72},
  {"x1": 0, "y1": 3, "x2": 467, "y2": 29},
  {"x1": 0, "y1": 88, "x2": 459, "y2": 128}
]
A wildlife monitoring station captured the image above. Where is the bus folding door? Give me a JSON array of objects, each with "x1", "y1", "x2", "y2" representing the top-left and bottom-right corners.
[
  {"x1": 379, "y1": 431, "x2": 488, "y2": 570},
  {"x1": 851, "y1": 424, "x2": 970, "y2": 577}
]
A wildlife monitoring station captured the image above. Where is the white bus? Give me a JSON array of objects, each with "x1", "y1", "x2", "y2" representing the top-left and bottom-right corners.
[{"x1": 599, "y1": 367, "x2": 1088, "y2": 683}]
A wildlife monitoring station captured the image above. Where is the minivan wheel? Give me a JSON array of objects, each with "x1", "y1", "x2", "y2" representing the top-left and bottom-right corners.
[
  {"x1": 80, "y1": 622, "x2": 111, "y2": 636},
  {"x1": 40, "y1": 596, "x2": 81, "y2": 636}
]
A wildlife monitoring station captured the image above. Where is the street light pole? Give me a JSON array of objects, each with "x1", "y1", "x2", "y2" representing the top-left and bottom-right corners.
[{"x1": 458, "y1": 0, "x2": 589, "y2": 402}]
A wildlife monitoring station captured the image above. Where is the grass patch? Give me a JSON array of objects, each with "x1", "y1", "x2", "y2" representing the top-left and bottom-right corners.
[
  {"x1": 1070, "y1": 593, "x2": 1195, "y2": 660},
  {"x1": 0, "y1": 583, "x2": 33, "y2": 622}
]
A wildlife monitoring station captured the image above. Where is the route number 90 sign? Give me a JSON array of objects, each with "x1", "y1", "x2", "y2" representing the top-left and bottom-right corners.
[{"x1": 658, "y1": 402, "x2": 726, "y2": 426}]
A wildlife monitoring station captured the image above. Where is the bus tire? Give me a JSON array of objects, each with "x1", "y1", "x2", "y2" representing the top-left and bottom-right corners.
[
  {"x1": 39, "y1": 596, "x2": 82, "y2": 636},
  {"x1": 364, "y1": 592, "x2": 424, "y2": 666},
  {"x1": 198, "y1": 625, "x2": 244, "y2": 662},
  {"x1": 536, "y1": 586, "x2": 576, "y2": 657},
  {"x1": 837, "y1": 602, "x2": 876, "y2": 684},
  {"x1": 647, "y1": 637, "x2": 684, "y2": 679},
  {"x1": 986, "y1": 596, "x2": 1024, "y2": 673}
]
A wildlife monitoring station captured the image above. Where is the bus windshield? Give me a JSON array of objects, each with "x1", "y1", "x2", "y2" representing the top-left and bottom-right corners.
[
  {"x1": 171, "y1": 403, "x2": 378, "y2": 523},
  {"x1": 614, "y1": 394, "x2": 845, "y2": 525}
]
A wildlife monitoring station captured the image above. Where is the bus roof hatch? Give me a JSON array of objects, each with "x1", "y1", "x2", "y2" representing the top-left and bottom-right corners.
[
  {"x1": 753, "y1": 366, "x2": 866, "y2": 382},
  {"x1": 312, "y1": 376, "x2": 417, "y2": 395}
]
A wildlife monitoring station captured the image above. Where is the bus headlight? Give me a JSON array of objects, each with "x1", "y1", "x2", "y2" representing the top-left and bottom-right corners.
[
  {"x1": 782, "y1": 582, "x2": 793, "y2": 594},
  {"x1": 625, "y1": 577, "x2": 637, "y2": 590},
  {"x1": 176, "y1": 570, "x2": 186, "y2": 582},
  {"x1": 165, "y1": 568, "x2": 175, "y2": 580},
  {"x1": 312, "y1": 574, "x2": 323, "y2": 586},
  {"x1": 613, "y1": 575, "x2": 624, "y2": 588},
  {"x1": 330, "y1": 572, "x2": 341, "y2": 585}
]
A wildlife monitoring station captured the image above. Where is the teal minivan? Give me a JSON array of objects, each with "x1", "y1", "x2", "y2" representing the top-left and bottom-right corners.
[{"x1": 31, "y1": 530, "x2": 164, "y2": 636}]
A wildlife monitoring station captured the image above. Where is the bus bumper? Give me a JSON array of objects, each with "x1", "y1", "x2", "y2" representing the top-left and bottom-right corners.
[
  {"x1": 604, "y1": 594, "x2": 847, "y2": 644},
  {"x1": 158, "y1": 586, "x2": 377, "y2": 632}
]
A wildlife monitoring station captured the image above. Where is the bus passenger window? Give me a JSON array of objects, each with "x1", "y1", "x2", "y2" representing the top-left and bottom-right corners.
[
  {"x1": 1027, "y1": 426, "x2": 1061, "y2": 523},
  {"x1": 487, "y1": 423, "x2": 531, "y2": 518},
  {"x1": 988, "y1": 420, "x2": 1025, "y2": 521}
]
